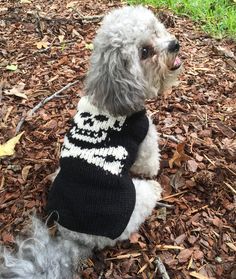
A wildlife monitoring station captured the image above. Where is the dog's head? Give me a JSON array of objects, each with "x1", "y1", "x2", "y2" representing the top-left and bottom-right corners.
[{"x1": 85, "y1": 6, "x2": 182, "y2": 116}]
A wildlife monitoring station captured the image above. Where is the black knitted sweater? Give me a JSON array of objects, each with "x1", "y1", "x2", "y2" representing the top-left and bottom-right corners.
[{"x1": 46, "y1": 96, "x2": 149, "y2": 239}]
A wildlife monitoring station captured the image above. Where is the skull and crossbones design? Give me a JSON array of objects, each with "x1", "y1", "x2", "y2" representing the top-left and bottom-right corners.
[
  {"x1": 61, "y1": 111, "x2": 128, "y2": 175},
  {"x1": 71, "y1": 112, "x2": 126, "y2": 144}
]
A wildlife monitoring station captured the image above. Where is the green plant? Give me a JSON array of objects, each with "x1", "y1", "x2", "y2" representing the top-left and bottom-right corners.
[{"x1": 127, "y1": 0, "x2": 236, "y2": 39}]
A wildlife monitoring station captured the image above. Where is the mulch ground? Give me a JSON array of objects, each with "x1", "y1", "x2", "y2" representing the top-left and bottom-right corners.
[{"x1": 0, "y1": 0, "x2": 235, "y2": 278}]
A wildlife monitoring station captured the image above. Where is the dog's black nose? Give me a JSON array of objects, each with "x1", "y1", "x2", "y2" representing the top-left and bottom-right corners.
[{"x1": 168, "y1": 40, "x2": 180, "y2": 53}]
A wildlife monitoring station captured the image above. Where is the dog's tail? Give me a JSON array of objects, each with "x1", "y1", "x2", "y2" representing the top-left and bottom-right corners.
[{"x1": 0, "y1": 217, "x2": 90, "y2": 279}]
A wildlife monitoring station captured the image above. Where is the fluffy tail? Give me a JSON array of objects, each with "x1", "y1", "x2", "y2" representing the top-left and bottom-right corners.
[{"x1": 0, "y1": 217, "x2": 89, "y2": 279}]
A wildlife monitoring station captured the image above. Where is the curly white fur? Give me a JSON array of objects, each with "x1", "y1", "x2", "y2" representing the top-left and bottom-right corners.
[
  {"x1": 0, "y1": 217, "x2": 86, "y2": 279},
  {"x1": 86, "y1": 6, "x2": 181, "y2": 116},
  {"x1": 131, "y1": 117, "x2": 160, "y2": 177},
  {"x1": 0, "y1": 5, "x2": 181, "y2": 279}
]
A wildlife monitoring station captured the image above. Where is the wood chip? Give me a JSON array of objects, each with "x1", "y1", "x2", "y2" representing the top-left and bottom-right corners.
[
  {"x1": 189, "y1": 271, "x2": 209, "y2": 279},
  {"x1": 226, "y1": 242, "x2": 236, "y2": 252}
]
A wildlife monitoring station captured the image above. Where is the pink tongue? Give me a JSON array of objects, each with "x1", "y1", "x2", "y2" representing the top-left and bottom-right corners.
[{"x1": 174, "y1": 56, "x2": 181, "y2": 66}]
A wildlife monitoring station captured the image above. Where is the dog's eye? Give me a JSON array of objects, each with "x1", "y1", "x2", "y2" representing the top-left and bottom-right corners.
[{"x1": 141, "y1": 46, "x2": 153, "y2": 60}]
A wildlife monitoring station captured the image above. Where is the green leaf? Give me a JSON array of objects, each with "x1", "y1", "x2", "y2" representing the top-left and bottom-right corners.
[{"x1": 6, "y1": 64, "x2": 18, "y2": 71}]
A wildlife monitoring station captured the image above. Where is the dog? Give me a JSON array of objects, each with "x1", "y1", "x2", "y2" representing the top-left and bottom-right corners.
[{"x1": 0, "y1": 6, "x2": 181, "y2": 279}]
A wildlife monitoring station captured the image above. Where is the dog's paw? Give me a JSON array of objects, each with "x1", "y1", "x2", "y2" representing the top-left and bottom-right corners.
[
  {"x1": 130, "y1": 159, "x2": 160, "y2": 178},
  {"x1": 149, "y1": 180, "x2": 162, "y2": 201}
]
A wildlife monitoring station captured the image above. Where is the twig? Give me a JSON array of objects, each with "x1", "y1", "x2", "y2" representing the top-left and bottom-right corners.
[
  {"x1": 0, "y1": 200, "x2": 16, "y2": 210},
  {"x1": 35, "y1": 11, "x2": 43, "y2": 38},
  {"x1": 79, "y1": 14, "x2": 104, "y2": 22},
  {"x1": 105, "y1": 253, "x2": 141, "y2": 261},
  {"x1": 155, "y1": 257, "x2": 170, "y2": 279},
  {"x1": 156, "y1": 201, "x2": 174, "y2": 209},
  {"x1": 98, "y1": 271, "x2": 104, "y2": 279},
  {"x1": 28, "y1": 11, "x2": 104, "y2": 23},
  {"x1": 15, "y1": 79, "x2": 81, "y2": 134},
  {"x1": 138, "y1": 257, "x2": 155, "y2": 274},
  {"x1": 33, "y1": 39, "x2": 78, "y2": 54},
  {"x1": 224, "y1": 182, "x2": 236, "y2": 195},
  {"x1": 162, "y1": 134, "x2": 180, "y2": 143},
  {"x1": 161, "y1": 190, "x2": 188, "y2": 201},
  {"x1": 190, "y1": 205, "x2": 209, "y2": 214},
  {"x1": 156, "y1": 244, "x2": 184, "y2": 250},
  {"x1": 30, "y1": 80, "x2": 80, "y2": 116},
  {"x1": 0, "y1": 81, "x2": 3, "y2": 104},
  {"x1": 15, "y1": 115, "x2": 27, "y2": 134},
  {"x1": 203, "y1": 154, "x2": 216, "y2": 166},
  {"x1": 225, "y1": 166, "x2": 236, "y2": 176},
  {"x1": 2, "y1": 12, "x2": 104, "y2": 25}
]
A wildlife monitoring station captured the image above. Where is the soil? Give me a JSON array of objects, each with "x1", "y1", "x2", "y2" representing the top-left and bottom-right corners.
[{"x1": 0, "y1": 0, "x2": 235, "y2": 278}]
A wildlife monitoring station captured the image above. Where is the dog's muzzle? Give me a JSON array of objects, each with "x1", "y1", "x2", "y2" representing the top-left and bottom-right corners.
[
  {"x1": 168, "y1": 40, "x2": 182, "y2": 71},
  {"x1": 168, "y1": 40, "x2": 180, "y2": 53}
]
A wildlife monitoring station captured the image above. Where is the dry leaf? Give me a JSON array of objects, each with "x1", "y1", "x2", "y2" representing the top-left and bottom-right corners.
[
  {"x1": 129, "y1": 232, "x2": 141, "y2": 243},
  {"x1": 129, "y1": 232, "x2": 146, "y2": 248},
  {"x1": 6, "y1": 64, "x2": 18, "y2": 71},
  {"x1": 25, "y1": 200, "x2": 36, "y2": 208},
  {"x1": 55, "y1": 56, "x2": 68, "y2": 67},
  {"x1": 5, "y1": 82, "x2": 27, "y2": 99},
  {"x1": 58, "y1": 35, "x2": 64, "y2": 43},
  {"x1": 221, "y1": 138, "x2": 236, "y2": 156},
  {"x1": 156, "y1": 207, "x2": 167, "y2": 221},
  {"x1": 2, "y1": 232, "x2": 14, "y2": 243},
  {"x1": 0, "y1": 132, "x2": 24, "y2": 157},
  {"x1": 0, "y1": 80, "x2": 8, "y2": 93},
  {"x1": 215, "y1": 120, "x2": 235, "y2": 138},
  {"x1": 22, "y1": 165, "x2": 32, "y2": 181},
  {"x1": 160, "y1": 175, "x2": 172, "y2": 197},
  {"x1": 36, "y1": 40, "x2": 50, "y2": 49},
  {"x1": 195, "y1": 153, "x2": 204, "y2": 162},
  {"x1": 49, "y1": 3, "x2": 58, "y2": 10},
  {"x1": 85, "y1": 43, "x2": 94, "y2": 50},
  {"x1": 169, "y1": 142, "x2": 191, "y2": 168},
  {"x1": 214, "y1": 45, "x2": 235, "y2": 59},
  {"x1": 187, "y1": 159, "x2": 198, "y2": 172},
  {"x1": 199, "y1": 129, "x2": 212, "y2": 138},
  {"x1": 170, "y1": 169, "x2": 185, "y2": 190},
  {"x1": 2, "y1": 106, "x2": 13, "y2": 124},
  {"x1": 72, "y1": 29, "x2": 83, "y2": 38}
]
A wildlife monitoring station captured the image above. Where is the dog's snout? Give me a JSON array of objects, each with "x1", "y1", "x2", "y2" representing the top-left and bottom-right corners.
[{"x1": 168, "y1": 40, "x2": 180, "y2": 53}]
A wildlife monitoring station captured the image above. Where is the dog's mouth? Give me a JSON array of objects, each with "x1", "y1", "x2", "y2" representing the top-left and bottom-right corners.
[{"x1": 170, "y1": 55, "x2": 182, "y2": 71}]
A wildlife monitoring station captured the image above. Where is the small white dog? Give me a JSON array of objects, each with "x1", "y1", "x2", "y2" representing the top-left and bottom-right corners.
[{"x1": 0, "y1": 6, "x2": 181, "y2": 279}]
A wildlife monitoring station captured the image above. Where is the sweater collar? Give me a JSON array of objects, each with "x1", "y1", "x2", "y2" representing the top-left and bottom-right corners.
[{"x1": 77, "y1": 96, "x2": 109, "y2": 115}]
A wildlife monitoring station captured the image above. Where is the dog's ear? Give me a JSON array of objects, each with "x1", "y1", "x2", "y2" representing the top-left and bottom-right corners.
[{"x1": 85, "y1": 46, "x2": 147, "y2": 116}]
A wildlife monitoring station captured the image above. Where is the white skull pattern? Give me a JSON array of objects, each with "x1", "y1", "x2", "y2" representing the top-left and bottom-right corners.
[{"x1": 70, "y1": 112, "x2": 126, "y2": 144}]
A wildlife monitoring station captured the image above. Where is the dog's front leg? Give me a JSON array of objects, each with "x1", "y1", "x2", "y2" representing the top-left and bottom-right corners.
[{"x1": 130, "y1": 117, "x2": 160, "y2": 178}]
